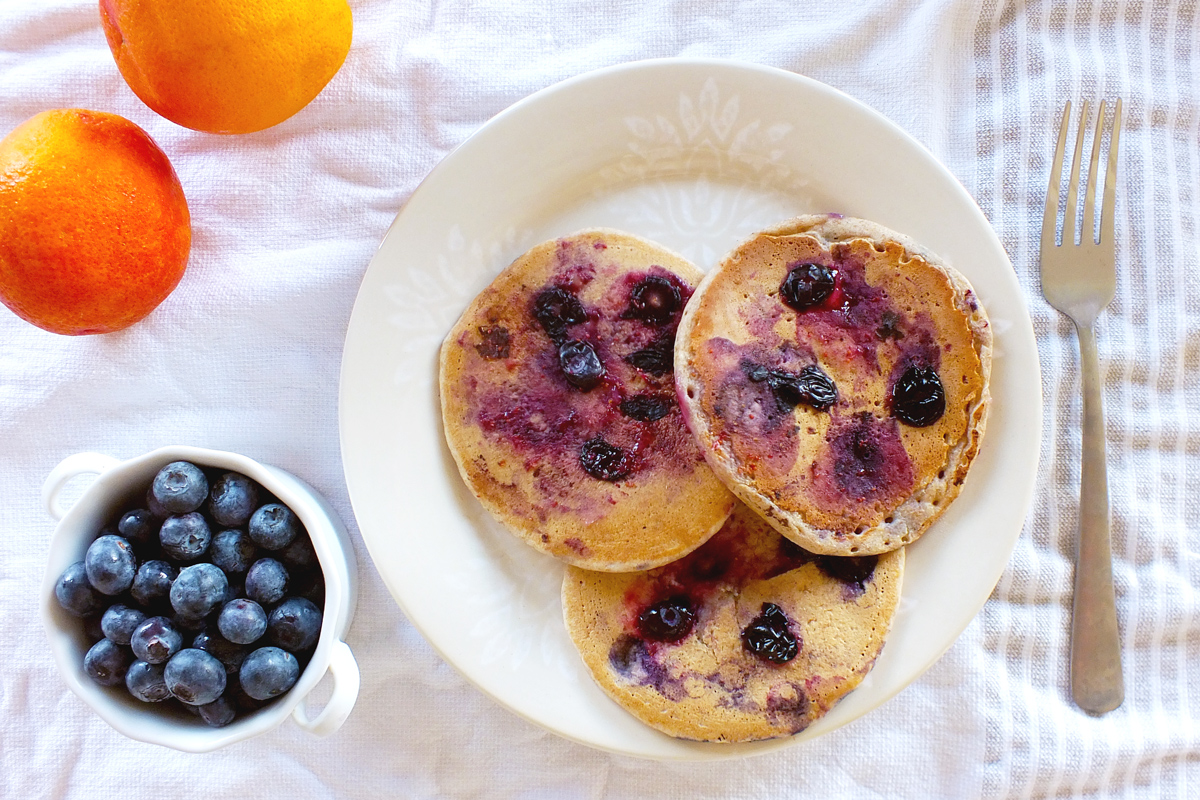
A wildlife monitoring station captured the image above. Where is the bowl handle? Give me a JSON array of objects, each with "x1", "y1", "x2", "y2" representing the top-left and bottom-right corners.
[
  {"x1": 292, "y1": 639, "x2": 360, "y2": 737},
  {"x1": 43, "y1": 453, "x2": 121, "y2": 521}
]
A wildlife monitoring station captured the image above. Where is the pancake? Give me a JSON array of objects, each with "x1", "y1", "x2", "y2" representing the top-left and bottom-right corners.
[
  {"x1": 676, "y1": 215, "x2": 991, "y2": 556},
  {"x1": 562, "y1": 502, "x2": 903, "y2": 743},
  {"x1": 440, "y1": 229, "x2": 735, "y2": 572}
]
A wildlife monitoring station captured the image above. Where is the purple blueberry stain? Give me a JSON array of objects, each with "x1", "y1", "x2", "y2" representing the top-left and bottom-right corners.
[
  {"x1": 563, "y1": 537, "x2": 590, "y2": 556},
  {"x1": 606, "y1": 634, "x2": 686, "y2": 701},
  {"x1": 765, "y1": 681, "x2": 811, "y2": 731},
  {"x1": 609, "y1": 634, "x2": 644, "y2": 674},
  {"x1": 813, "y1": 554, "x2": 879, "y2": 599},
  {"x1": 875, "y1": 310, "x2": 904, "y2": 341},
  {"x1": 474, "y1": 325, "x2": 511, "y2": 360},
  {"x1": 826, "y1": 412, "x2": 913, "y2": 503},
  {"x1": 476, "y1": 387, "x2": 581, "y2": 451},
  {"x1": 688, "y1": 550, "x2": 729, "y2": 582}
]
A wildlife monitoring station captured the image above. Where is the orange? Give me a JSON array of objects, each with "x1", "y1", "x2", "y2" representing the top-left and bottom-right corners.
[
  {"x1": 0, "y1": 109, "x2": 191, "y2": 335},
  {"x1": 100, "y1": 0, "x2": 353, "y2": 135}
]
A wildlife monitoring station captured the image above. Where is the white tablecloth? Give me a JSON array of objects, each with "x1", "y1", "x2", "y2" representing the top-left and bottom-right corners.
[{"x1": 2, "y1": 1, "x2": 1197, "y2": 797}]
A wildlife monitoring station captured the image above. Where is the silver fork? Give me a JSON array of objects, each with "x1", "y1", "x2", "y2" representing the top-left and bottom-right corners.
[{"x1": 1040, "y1": 99, "x2": 1124, "y2": 714}]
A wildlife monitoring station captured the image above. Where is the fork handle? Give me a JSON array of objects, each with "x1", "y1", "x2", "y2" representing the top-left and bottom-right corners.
[{"x1": 1070, "y1": 321, "x2": 1124, "y2": 714}]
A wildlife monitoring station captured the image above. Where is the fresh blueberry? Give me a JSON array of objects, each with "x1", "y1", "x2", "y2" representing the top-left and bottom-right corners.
[
  {"x1": 117, "y1": 508, "x2": 159, "y2": 549},
  {"x1": 193, "y1": 630, "x2": 249, "y2": 675},
  {"x1": 579, "y1": 437, "x2": 632, "y2": 482},
  {"x1": 83, "y1": 638, "x2": 133, "y2": 687},
  {"x1": 225, "y1": 574, "x2": 246, "y2": 602},
  {"x1": 151, "y1": 461, "x2": 209, "y2": 515},
  {"x1": 891, "y1": 365, "x2": 946, "y2": 427},
  {"x1": 210, "y1": 529, "x2": 257, "y2": 575},
  {"x1": 170, "y1": 563, "x2": 229, "y2": 619},
  {"x1": 164, "y1": 648, "x2": 227, "y2": 706},
  {"x1": 208, "y1": 472, "x2": 260, "y2": 527},
  {"x1": 288, "y1": 569, "x2": 325, "y2": 607},
  {"x1": 558, "y1": 339, "x2": 605, "y2": 391},
  {"x1": 125, "y1": 660, "x2": 171, "y2": 702},
  {"x1": 130, "y1": 560, "x2": 178, "y2": 607},
  {"x1": 101, "y1": 604, "x2": 147, "y2": 646},
  {"x1": 159, "y1": 512, "x2": 212, "y2": 562},
  {"x1": 245, "y1": 558, "x2": 289, "y2": 606},
  {"x1": 780, "y1": 261, "x2": 836, "y2": 312},
  {"x1": 54, "y1": 561, "x2": 105, "y2": 618},
  {"x1": 172, "y1": 611, "x2": 210, "y2": 634},
  {"x1": 622, "y1": 275, "x2": 681, "y2": 325},
  {"x1": 197, "y1": 695, "x2": 237, "y2": 727},
  {"x1": 248, "y1": 503, "x2": 301, "y2": 551},
  {"x1": 267, "y1": 597, "x2": 322, "y2": 652},
  {"x1": 218, "y1": 599, "x2": 268, "y2": 645},
  {"x1": 741, "y1": 602, "x2": 800, "y2": 664},
  {"x1": 226, "y1": 680, "x2": 267, "y2": 712},
  {"x1": 239, "y1": 646, "x2": 300, "y2": 701},
  {"x1": 131, "y1": 616, "x2": 183, "y2": 664},
  {"x1": 277, "y1": 534, "x2": 318, "y2": 573},
  {"x1": 637, "y1": 596, "x2": 696, "y2": 642},
  {"x1": 84, "y1": 534, "x2": 137, "y2": 596},
  {"x1": 145, "y1": 487, "x2": 170, "y2": 519},
  {"x1": 83, "y1": 614, "x2": 106, "y2": 642},
  {"x1": 533, "y1": 287, "x2": 587, "y2": 344}
]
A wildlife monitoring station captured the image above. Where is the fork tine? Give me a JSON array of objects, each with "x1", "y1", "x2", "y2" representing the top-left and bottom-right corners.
[
  {"x1": 1043, "y1": 101, "x2": 1072, "y2": 253},
  {"x1": 1100, "y1": 98, "x2": 1123, "y2": 247},
  {"x1": 1063, "y1": 100, "x2": 1090, "y2": 247},
  {"x1": 1082, "y1": 100, "x2": 1106, "y2": 244}
]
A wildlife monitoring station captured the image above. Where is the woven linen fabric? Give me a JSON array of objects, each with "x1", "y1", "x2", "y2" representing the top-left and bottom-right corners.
[
  {"x1": 972, "y1": 2, "x2": 1200, "y2": 798},
  {"x1": 0, "y1": 1, "x2": 1196, "y2": 798}
]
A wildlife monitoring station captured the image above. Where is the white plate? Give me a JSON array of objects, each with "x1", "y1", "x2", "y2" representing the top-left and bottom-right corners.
[{"x1": 339, "y1": 59, "x2": 1042, "y2": 760}]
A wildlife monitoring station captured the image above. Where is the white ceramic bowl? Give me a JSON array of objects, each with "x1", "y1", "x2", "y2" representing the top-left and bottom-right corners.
[{"x1": 40, "y1": 446, "x2": 360, "y2": 753}]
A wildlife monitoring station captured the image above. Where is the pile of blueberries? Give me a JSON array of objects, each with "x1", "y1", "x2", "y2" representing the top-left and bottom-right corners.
[{"x1": 53, "y1": 461, "x2": 324, "y2": 728}]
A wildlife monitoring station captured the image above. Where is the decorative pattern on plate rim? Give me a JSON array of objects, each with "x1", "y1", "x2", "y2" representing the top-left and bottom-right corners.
[{"x1": 599, "y1": 77, "x2": 799, "y2": 189}]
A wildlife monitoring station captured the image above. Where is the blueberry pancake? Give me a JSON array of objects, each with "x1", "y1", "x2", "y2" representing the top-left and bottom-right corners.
[
  {"x1": 562, "y1": 502, "x2": 903, "y2": 743},
  {"x1": 676, "y1": 215, "x2": 991, "y2": 557},
  {"x1": 440, "y1": 229, "x2": 735, "y2": 572}
]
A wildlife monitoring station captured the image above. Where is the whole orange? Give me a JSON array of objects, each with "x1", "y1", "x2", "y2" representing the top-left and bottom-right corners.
[
  {"x1": 0, "y1": 110, "x2": 191, "y2": 336},
  {"x1": 100, "y1": 0, "x2": 353, "y2": 135}
]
